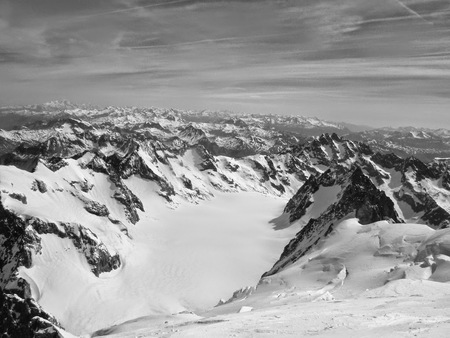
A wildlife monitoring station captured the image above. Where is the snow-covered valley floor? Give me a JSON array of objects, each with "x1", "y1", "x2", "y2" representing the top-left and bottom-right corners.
[
  {"x1": 20, "y1": 183, "x2": 299, "y2": 336},
  {"x1": 95, "y1": 219, "x2": 450, "y2": 338}
]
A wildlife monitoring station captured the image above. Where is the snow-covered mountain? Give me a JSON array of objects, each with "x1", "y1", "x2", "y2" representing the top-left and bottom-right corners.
[
  {"x1": 1, "y1": 102, "x2": 450, "y2": 337},
  {"x1": 347, "y1": 127, "x2": 450, "y2": 162}
]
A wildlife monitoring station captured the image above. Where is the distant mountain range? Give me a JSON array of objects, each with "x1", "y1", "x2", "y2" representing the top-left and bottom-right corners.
[{"x1": 1, "y1": 101, "x2": 449, "y2": 162}]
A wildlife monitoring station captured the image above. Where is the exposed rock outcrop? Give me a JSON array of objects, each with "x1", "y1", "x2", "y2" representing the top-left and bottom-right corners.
[
  {"x1": 0, "y1": 200, "x2": 63, "y2": 337},
  {"x1": 28, "y1": 217, "x2": 121, "y2": 276},
  {"x1": 31, "y1": 179, "x2": 48, "y2": 193},
  {"x1": 264, "y1": 167, "x2": 401, "y2": 276}
]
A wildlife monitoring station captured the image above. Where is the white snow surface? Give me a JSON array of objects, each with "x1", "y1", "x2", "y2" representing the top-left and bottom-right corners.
[
  {"x1": 2, "y1": 153, "x2": 450, "y2": 336},
  {"x1": 99, "y1": 219, "x2": 450, "y2": 338},
  {"x1": 16, "y1": 178, "x2": 294, "y2": 335}
]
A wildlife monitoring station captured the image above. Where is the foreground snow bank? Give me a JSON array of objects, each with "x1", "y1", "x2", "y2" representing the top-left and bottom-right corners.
[
  {"x1": 258, "y1": 220, "x2": 435, "y2": 297},
  {"x1": 101, "y1": 219, "x2": 450, "y2": 337}
]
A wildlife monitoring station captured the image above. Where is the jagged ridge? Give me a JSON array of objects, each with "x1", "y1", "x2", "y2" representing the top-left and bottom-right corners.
[{"x1": 264, "y1": 166, "x2": 402, "y2": 276}]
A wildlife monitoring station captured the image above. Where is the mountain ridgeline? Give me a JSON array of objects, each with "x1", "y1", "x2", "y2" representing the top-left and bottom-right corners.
[{"x1": 0, "y1": 102, "x2": 449, "y2": 336}]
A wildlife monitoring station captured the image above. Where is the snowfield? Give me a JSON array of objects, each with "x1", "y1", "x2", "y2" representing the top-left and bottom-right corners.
[
  {"x1": 15, "y1": 183, "x2": 295, "y2": 335},
  {"x1": 98, "y1": 219, "x2": 450, "y2": 338}
]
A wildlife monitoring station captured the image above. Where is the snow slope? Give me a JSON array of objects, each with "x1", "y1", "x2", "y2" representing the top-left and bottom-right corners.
[
  {"x1": 101, "y1": 219, "x2": 450, "y2": 337},
  {"x1": 17, "y1": 182, "x2": 294, "y2": 335}
]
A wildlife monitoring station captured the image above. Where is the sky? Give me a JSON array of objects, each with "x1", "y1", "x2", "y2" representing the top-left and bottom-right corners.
[{"x1": 0, "y1": 0, "x2": 449, "y2": 128}]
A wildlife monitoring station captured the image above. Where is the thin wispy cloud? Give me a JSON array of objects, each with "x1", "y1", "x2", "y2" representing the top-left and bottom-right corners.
[
  {"x1": 354, "y1": 9, "x2": 450, "y2": 25},
  {"x1": 120, "y1": 31, "x2": 300, "y2": 49},
  {"x1": 395, "y1": 0, "x2": 434, "y2": 24},
  {"x1": 0, "y1": 0, "x2": 449, "y2": 127},
  {"x1": 77, "y1": 0, "x2": 191, "y2": 19}
]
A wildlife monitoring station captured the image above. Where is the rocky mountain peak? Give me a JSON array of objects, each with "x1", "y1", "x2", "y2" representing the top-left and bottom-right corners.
[
  {"x1": 371, "y1": 152, "x2": 404, "y2": 170},
  {"x1": 402, "y1": 156, "x2": 440, "y2": 181},
  {"x1": 178, "y1": 124, "x2": 207, "y2": 144},
  {"x1": 265, "y1": 165, "x2": 401, "y2": 276}
]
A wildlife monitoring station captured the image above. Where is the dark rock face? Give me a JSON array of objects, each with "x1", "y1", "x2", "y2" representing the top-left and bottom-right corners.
[
  {"x1": 370, "y1": 153, "x2": 450, "y2": 229},
  {"x1": 0, "y1": 200, "x2": 63, "y2": 337},
  {"x1": 178, "y1": 124, "x2": 207, "y2": 143},
  {"x1": 271, "y1": 182, "x2": 286, "y2": 194},
  {"x1": 69, "y1": 179, "x2": 94, "y2": 193},
  {"x1": 191, "y1": 145, "x2": 218, "y2": 171},
  {"x1": 82, "y1": 152, "x2": 109, "y2": 174},
  {"x1": 64, "y1": 224, "x2": 121, "y2": 276},
  {"x1": 422, "y1": 207, "x2": 450, "y2": 229},
  {"x1": 443, "y1": 170, "x2": 450, "y2": 191},
  {"x1": 344, "y1": 168, "x2": 400, "y2": 224},
  {"x1": 12, "y1": 134, "x2": 86, "y2": 161},
  {"x1": 8, "y1": 192, "x2": 27, "y2": 204},
  {"x1": 371, "y1": 152, "x2": 404, "y2": 170},
  {"x1": 31, "y1": 179, "x2": 48, "y2": 193},
  {"x1": 264, "y1": 167, "x2": 401, "y2": 276},
  {"x1": 284, "y1": 169, "x2": 337, "y2": 223},
  {"x1": 113, "y1": 149, "x2": 160, "y2": 181},
  {"x1": 181, "y1": 175, "x2": 193, "y2": 190},
  {"x1": 199, "y1": 137, "x2": 257, "y2": 158},
  {"x1": 0, "y1": 200, "x2": 39, "y2": 285},
  {"x1": 82, "y1": 142, "x2": 180, "y2": 203},
  {"x1": 402, "y1": 156, "x2": 440, "y2": 181},
  {"x1": 0, "y1": 153, "x2": 39, "y2": 172},
  {"x1": 251, "y1": 159, "x2": 270, "y2": 182},
  {"x1": 394, "y1": 186, "x2": 450, "y2": 229},
  {"x1": 43, "y1": 157, "x2": 68, "y2": 172},
  {"x1": 111, "y1": 182, "x2": 143, "y2": 224},
  {"x1": 1, "y1": 290, "x2": 63, "y2": 338},
  {"x1": 28, "y1": 217, "x2": 121, "y2": 276},
  {"x1": 79, "y1": 152, "x2": 145, "y2": 223},
  {"x1": 84, "y1": 200, "x2": 109, "y2": 217}
]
